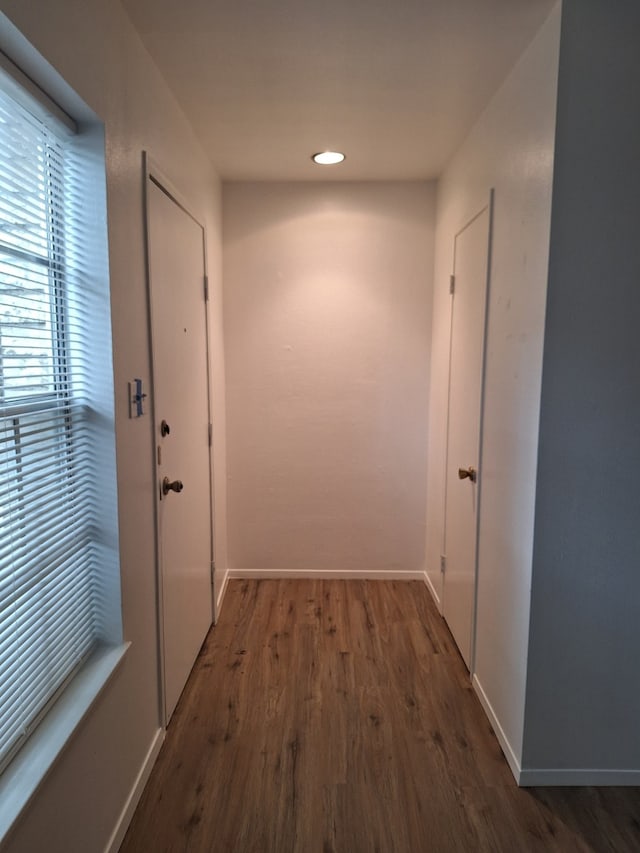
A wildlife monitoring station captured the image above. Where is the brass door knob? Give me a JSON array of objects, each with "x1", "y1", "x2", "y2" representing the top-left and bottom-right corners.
[
  {"x1": 458, "y1": 466, "x2": 477, "y2": 483},
  {"x1": 162, "y1": 477, "x2": 184, "y2": 495}
]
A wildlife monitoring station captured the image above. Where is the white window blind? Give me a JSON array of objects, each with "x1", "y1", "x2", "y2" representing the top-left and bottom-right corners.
[{"x1": 0, "y1": 78, "x2": 100, "y2": 772}]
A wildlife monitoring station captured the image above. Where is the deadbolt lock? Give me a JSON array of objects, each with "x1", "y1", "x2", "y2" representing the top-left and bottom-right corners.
[
  {"x1": 458, "y1": 466, "x2": 477, "y2": 483},
  {"x1": 160, "y1": 420, "x2": 171, "y2": 437},
  {"x1": 162, "y1": 476, "x2": 184, "y2": 495}
]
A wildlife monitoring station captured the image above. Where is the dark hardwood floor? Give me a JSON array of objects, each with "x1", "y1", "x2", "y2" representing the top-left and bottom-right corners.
[{"x1": 120, "y1": 579, "x2": 640, "y2": 852}]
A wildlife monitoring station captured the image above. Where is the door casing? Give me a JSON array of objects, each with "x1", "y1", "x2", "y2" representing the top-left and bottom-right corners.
[
  {"x1": 442, "y1": 191, "x2": 493, "y2": 674},
  {"x1": 143, "y1": 153, "x2": 215, "y2": 724}
]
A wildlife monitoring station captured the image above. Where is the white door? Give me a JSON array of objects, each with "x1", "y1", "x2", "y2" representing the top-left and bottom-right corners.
[
  {"x1": 146, "y1": 174, "x2": 213, "y2": 723},
  {"x1": 443, "y1": 202, "x2": 491, "y2": 670}
]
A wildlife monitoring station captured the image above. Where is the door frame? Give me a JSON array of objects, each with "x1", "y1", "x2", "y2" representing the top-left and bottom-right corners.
[
  {"x1": 441, "y1": 189, "x2": 494, "y2": 677},
  {"x1": 142, "y1": 152, "x2": 216, "y2": 725}
]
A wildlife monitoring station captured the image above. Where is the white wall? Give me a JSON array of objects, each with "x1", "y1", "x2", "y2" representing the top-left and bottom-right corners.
[
  {"x1": 0, "y1": 1, "x2": 226, "y2": 850},
  {"x1": 223, "y1": 182, "x2": 434, "y2": 577},
  {"x1": 425, "y1": 5, "x2": 561, "y2": 770},
  {"x1": 522, "y1": 0, "x2": 640, "y2": 782}
]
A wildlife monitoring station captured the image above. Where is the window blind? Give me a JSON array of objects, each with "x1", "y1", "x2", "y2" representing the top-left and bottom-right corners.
[{"x1": 0, "y1": 78, "x2": 99, "y2": 772}]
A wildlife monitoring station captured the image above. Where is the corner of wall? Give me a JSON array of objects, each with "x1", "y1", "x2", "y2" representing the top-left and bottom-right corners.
[
  {"x1": 423, "y1": 567, "x2": 442, "y2": 611},
  {"x1": 215, "y1": 569, "x2": 230, "y2": 621}
]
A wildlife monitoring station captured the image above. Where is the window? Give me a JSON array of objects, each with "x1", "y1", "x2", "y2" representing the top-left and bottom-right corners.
[{"x1": 0, "y1": 67, "x2": 121, "y2": 775}]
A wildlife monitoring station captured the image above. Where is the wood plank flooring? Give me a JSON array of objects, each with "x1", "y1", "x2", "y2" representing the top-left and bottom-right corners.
[{"x1": 120, "y1": 580, "x2": 640, "y2": 852}]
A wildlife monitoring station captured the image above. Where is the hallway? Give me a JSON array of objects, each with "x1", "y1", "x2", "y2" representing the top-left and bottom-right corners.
[{"x1": 120, "y1": 580, "x2": 640, "y2": 852}]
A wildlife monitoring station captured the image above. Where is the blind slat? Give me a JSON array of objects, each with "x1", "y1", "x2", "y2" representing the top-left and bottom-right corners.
[{"x1": 0, "y1": 68, "x2": 101, "y2": 774}]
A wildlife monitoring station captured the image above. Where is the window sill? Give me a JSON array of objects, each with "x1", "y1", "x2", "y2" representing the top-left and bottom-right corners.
[{"x1": 0, "y1": 642, "x2": 130, "y2": 845}]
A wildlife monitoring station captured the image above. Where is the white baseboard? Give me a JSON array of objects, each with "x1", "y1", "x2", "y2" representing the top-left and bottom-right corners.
[
  {"x1": 518, "y1": 767, "x2": 640, "y2": 787},
  {"x1": 423, "y1": 569, "x2": 442, "y2": 612},
  {"x1": 472, "y1": 674, "x2": 522, "y2": 784},
  {"x1": 104, "y1": 727, "x2": 164, "y2": 853},
  {"x1": 215, "y1": 569, "x2": 230, "y2": 622},
  {"x1": 227, "y1": 568, "x2": 428, "y2": 581}
]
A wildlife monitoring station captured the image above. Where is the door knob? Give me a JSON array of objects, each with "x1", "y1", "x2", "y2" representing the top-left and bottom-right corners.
[
  {"x1": 162, "y1": 476, "x2": 184, "y2": 495},
  {"x1": 458, "y1": 466, "x2": 477, "y2": 483}
]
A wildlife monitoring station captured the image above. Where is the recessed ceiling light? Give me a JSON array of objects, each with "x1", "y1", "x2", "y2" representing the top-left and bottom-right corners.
[{"x1": 312, "y1": 151, "x2": 346, "y2": 165}]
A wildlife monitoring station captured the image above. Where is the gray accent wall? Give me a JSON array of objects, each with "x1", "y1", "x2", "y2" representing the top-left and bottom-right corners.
[{"x1": 523, "y1": 0, "x2": 640, "y2": 775}]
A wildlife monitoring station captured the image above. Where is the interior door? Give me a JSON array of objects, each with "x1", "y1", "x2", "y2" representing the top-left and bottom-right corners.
[
  {"x1": 146, "y1": 174, "x2": 213, "y2": 723},
  {"x1": 443, "y1": 202, "x2": 491, "y2": 670}
]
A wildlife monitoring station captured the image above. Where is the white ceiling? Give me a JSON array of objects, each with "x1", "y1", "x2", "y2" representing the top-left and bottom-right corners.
[{"x1": 122, "y1": 0, "x2": 556, "y2": 181}]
